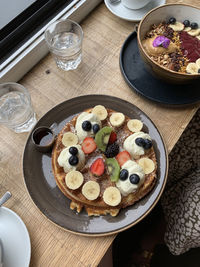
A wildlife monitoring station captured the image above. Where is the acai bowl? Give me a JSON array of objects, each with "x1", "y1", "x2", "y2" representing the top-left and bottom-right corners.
[{"x1": 137, "y1": 4, "x2": 200, "y2": 83}]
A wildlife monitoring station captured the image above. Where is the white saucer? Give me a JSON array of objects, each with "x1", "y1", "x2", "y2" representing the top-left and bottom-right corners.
[
  {"x1": 0, "y1": 207, "x2": 31, "y2": 267},
  {"x1": 104, "y1": 0, "x2": 166, "y2": 22}
]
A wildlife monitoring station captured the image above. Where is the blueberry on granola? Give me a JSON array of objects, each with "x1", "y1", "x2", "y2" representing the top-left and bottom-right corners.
[
  {"x1": 168, "y1": 17, "x2": 176, "y2": 24},
  {"x1": 198, "y1": 69, "x2": 200, "y2": 74},
  {"x1": 191, "y1": 22, "x2": 198, "y2": 29},
  {"x1": 183, "y1": 20, "x2": 190, "y2": 27}
]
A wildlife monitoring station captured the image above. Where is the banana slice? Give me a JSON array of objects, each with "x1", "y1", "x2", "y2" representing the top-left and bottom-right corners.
[
  {"x1": 110, "y1": 112, "x2": 125, "y2": 127},
  {"x1": 188, "y1": 28, "x2": 200, "y2": 36},
  {"x1": 186, "y1": 62, "x2": 199, "y2": 74},
  {"x1": 82, "y1": 181, "x2": 100, "y2": 200},
  {"x1": 92, "y1": 105, "x2": 108, "y2": 120},
  {"x1": 197, "y1": 35, "x2": 200, "y2": 40},
  {"x1": 103, "y1": 187, "x2": 121, "y2": 206},
  {"x1": 196, "y1": 58, "x2": 200, "y2": 68},
  {"x1": 169, "y1": 22, "x2": 184, "y2": 31},
  {"x1": 62, "y1": 132, "x2": 78, "y2": 147},
  {"x1": 183, "y1": 27, "x2": 191, "y2": 32},
  {"x1": 127, "y1": 119, "x2": 143, "y2": 132},
  {"x1": 65, "y1": 171, "x2": 84, "y2": 190},
  {"x1": 138, "y1": 158, "x2": 155, "y2": 174}
]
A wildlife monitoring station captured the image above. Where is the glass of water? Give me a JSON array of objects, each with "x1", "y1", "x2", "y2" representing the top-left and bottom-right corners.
[
  {"x1": 0, "y1": 83, "x2": 37, "y2": 133},
  {"x1": 45, "y1": 19, "x2": 83, "y2": 71}
]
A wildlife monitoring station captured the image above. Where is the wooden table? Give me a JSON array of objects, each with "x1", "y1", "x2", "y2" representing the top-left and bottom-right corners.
[{"x1": 0, "y1": 0, "x2": 199, "y2": 266}]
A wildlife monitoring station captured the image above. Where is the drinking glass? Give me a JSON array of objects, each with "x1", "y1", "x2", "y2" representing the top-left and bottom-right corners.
[
  {"x1": 0, "y1": 83, "x2": 37, "y2": 133},
  {"x1": 45, "y1": 19, "x2": 83, "y2": 71}
]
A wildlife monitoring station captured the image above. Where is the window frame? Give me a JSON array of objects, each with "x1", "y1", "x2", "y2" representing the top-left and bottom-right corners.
[{"x1": 0, "y1": 0, "x2": 102, "y2": 82}]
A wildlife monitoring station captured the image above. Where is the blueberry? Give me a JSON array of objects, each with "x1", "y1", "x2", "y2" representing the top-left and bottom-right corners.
[
  {"x1": 82, "y1": 120, "x2": 92, "y2": 131},
  {"x1": 198, "y1": 69, "x2": 200, "y2": 74},
  {"x1": 143, "y1": 139, "x2": 152, "y2": 150},
  {"x1": 168, "y1": 17, "x2": 176, "y2": 25},
  {"x1": 135, "y1": 138, "x2": 145, "y2": 147},
  {"x1": 191, "y1": 22, "x2": 198, "y2": 29},
  {"x1": 119, "y1": 169, "x2": 129, "y2": 181},
  {"x1": 183, "y1": 20, "x2": 190, "y2": 27},
  {"x1": 93, "y1": 124, "x2": 100, "y2": 134},
  {"x1": 69, "y1": 146, "x2": 78, "y2": 155},
  {"x1": 68, "y1": 155, "x2": 79, "y2": 166},
  {"x1": 129, "y1": 174, "x2": 140, "y2": 184}
]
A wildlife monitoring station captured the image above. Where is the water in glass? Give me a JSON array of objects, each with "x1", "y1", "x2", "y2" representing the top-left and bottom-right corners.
[
  {"x1": 0, "y1": 88, "x2": 36, "y2": 133},
  {"x1": 51, "y1": 32, "x2": 81, "y2": 70}
]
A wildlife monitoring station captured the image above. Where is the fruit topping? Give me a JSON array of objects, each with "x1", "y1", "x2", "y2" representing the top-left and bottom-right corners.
[
  {"x1": 82, "y1": 137, "x2": 97, "y2": 154},
  {"x1": 69, "y1": 146, "x2": 78, "y2": 155},
  {"x1": 180, "y1": 31, "x2": 200, "y2": 62},
  {"x1": 119, "y1": 169, "x2": 129, "y2": 181},
  {"x1": 183, "y1": 20, "x2": 190, "y2": 27},
  {"x1": 143, "y1": 139, "x2": 153, "y2": 149},
  {"x1": 82, "y1": 181, "x2": 100, "y2": 200},
  {"x1": 129, "y1": 174, "x2": 140, "y2": 184},
  {"x1": 69, "y1": 155, "x2": 79, "y2": 166},
  {"x1": 90, "y1": 158, "x2": 105, "y2": 176},
  {"x1": 116, "y1": 151, "x2": 131, "y2": 167},
  {"x1": 188, "y1": 28, "x2": 200, "y2": 36},
  {"x1": 135, "y1": 137, "x2": 145, "y2": 147},
  {"x1": 65, "y1": 170, "x2": 84, "y2": 190},
  {"x1": 191, "y1": 22, "x2": 198, "y2": 29},
  {"x1": 82, "y1": 120, "x2": 92, "y2": 131},
  {"x1": 106, "y1": 158, "x2": 120, "y2": 182},
  {"x1": 62, "y1": 132, "x2": 78, "y2": 147},
  {"x1": 105, "y1": 143, "x2": 119, "y2": 158},
  {"x1": 169, "y1": 21, "x2": 184, "y2": 31},
  {"x1": 168, "y1": 17, "x2": 176, "y2": 24},
  {"x1": 95, "y1": 126, "x2": 113, "y2": 152},
  {"x1": 186, "y1": 62, "x2": 199, "y2": 74},
  {"x1": 108, "y1": 131, "x2": 117, "y2": 144},
  {"x1": 135, "y1": 138, "x2": 152, "y2": 149},
  {"x1": 127, "y1": 119, "x2": 143, "y2": 132},
  {"x1": 110, "y1": 112, "x2": 125, "y2": 127},
  {"x1": 92, "y1": 105, "x2": 108, "y2": 120},
  {"x1": 103, "y1": 187, "x2": 121, "y2": 206},
  {"x1": 138, "y1": 158, "x2": 155, "y2": 174},
  {"x1": 93, "y1": 124, "x2": 100, "y2": 134}
]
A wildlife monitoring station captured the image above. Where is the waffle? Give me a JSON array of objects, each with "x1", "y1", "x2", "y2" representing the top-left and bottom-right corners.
[{"x1": 52, "y1": 108, "x2": 157, "y2": 216}]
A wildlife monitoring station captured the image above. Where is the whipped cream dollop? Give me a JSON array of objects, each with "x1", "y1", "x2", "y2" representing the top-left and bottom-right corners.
[
  {"x1": 75, "y1": 112, "x2": 101, "y2": 141},
  {"x1": 123, "y1": 131, "x2": 151, "y2": 159},
  {"x1": 57, "y1": 145, "x2": 85, "y2": 173},
  {"x1": 116, "y1": 160, "x2": 145, "y2": 196}
]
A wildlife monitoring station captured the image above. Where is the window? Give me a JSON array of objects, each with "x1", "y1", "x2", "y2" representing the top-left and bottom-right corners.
[{"x1": 0, "y1": 0, "x2": 102, "y2": 82}]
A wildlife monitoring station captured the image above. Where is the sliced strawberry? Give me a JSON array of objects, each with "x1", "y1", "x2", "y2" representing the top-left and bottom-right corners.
[
  {"x1": 82, "y1": 137, "x2": 97, "y2": 154},
  {"x1": 108, "y1": 131, "x2": 117, "y2": 144},
  {"x1": 116, "y1": 151, "x2": 131, "y2": 167},
  {"x1": 90, "y1": 158, "x2": 105, "y2": 176}
]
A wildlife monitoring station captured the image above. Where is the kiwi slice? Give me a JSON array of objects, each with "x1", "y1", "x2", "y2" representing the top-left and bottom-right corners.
[
  {"x1": 95, "y1": 126, "x2": 112, "y2": 152},
  {"x1": 106, "y1": 158, "x2": 120, "y2": 182}
]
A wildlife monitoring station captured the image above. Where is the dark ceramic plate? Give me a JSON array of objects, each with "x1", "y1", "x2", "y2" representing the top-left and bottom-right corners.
[
  {"x1": 120, "y1": 32, "x2": 200, "y2": 106},
  {"x1": 23, "y1": 95, "x2": 168, "y2": 236}
]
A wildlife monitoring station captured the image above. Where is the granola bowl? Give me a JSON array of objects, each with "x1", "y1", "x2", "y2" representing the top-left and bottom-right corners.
[{"x1": 137, "y1": 4, "x2": 200, "y2": 84}]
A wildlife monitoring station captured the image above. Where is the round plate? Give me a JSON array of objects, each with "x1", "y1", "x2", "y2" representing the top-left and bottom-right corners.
[
  {"x1": 104, "y1": 0, "x2": 166, "y2": 22},
  {"x1": 0, "y1": 207, "x2": 31, "y2": 267},
  {"x1": 23, "y1": 95, "x2": 168, "y2": 236},
  {"x1": 120, "y1": 32, "x2": 200, "y2": 106}
]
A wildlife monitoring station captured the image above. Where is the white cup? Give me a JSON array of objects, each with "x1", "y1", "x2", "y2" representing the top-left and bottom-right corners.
[{"x1": 121, "y1": 0, "x2": 152, "y2": 10}]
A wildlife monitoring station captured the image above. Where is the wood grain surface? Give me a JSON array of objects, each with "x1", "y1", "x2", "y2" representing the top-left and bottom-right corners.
[{"x1": 0, "y1": 0, "x2": 200, "y2": 266}]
